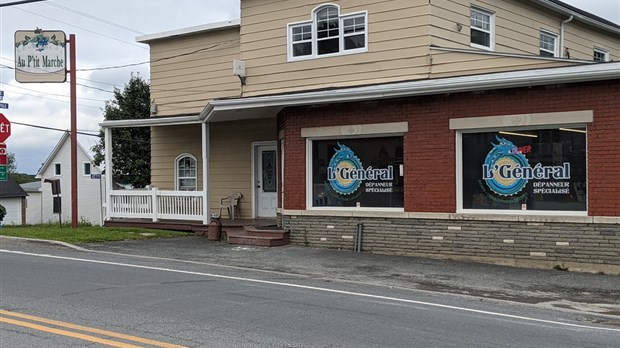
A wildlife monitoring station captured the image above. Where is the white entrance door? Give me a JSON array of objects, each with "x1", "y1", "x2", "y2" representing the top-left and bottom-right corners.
[{"x1": 255, "y1": 144, "x2": 277, "y2": 218}]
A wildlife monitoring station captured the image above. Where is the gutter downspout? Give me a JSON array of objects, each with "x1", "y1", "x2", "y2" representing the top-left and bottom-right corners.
[{"x1": 560, "y1": 15, "x2": 574, "y2": 58}]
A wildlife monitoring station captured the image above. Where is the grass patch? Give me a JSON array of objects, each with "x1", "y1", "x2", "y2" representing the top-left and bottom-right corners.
[{"x1": 0, "y1": 224, "x2": 187, "y2": 244}]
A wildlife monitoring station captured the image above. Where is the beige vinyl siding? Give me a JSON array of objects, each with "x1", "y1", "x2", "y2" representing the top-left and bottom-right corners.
[
  {"x1": 148, "y1": 29, "x2": 241, "y2": 117},
  {"x1": 432, "y1": 0, "x2": 566, "y2": 55},
  {"x1": 427, "y1": 0, "x2": 619, "y2": 79},
  {"x1": 429, "y1": 52, "x2": 577, "y2": 78},
  {"x1": 209, "y1": 118, "x2": 277, "y2": 218},
  {"x1": 563, "y1": 21, "x2": 620, "y2": 61},
  {"x1": 240, "y1": 0, "x2": 431, "y2": 97},
  {"x1": 239, "y1": 0, "x2": 618, "y2": 97},
  {"x1": 150, "y1": 125, "x2": 203, "y2": 190},
  {"x1": 150, "y1": 119, "x2": 276, "y2": 219}
]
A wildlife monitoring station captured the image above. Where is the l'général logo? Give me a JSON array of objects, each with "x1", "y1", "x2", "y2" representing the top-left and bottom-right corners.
[
  {"x1": 327, "y1": 143, "x2": 393, "y2": 195},
  {"x1": 482, "y1": 136, "x2": 570, "y2": 196}
]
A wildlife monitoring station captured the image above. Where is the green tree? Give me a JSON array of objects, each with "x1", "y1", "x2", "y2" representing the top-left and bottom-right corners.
[
  {"x1": 7, "y1": 152, "x2": 17, "y2": 174},
  {"x1": 93, "y1": 74, "x2": 151, "y2": 188},
  {"x1": 6, "y1": 152, "x2": 36, "y2": 184},
  {"x1": 0, "y1": 204, "x2": 6, "y2": 222}
]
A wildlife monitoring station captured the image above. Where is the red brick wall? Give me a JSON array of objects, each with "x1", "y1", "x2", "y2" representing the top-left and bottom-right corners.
[{"x1": 278, "y1": 80, "x2": 620, "y2": 216}]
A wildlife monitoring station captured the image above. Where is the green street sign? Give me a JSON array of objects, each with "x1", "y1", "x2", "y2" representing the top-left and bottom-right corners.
[{"x1": 0, "y1": 165, "x2": 6, "y2": 181}]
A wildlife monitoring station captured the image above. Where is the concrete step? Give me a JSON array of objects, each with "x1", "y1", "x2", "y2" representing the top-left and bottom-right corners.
[
  {"x1": 243, "y1": 225, "x2": 289, "y2": 238},
  {"x1": 225, "y1": 226, "x2": 289, "y2": 247}
]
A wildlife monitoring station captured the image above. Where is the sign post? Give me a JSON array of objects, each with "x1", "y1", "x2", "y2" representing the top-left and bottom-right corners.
[
  {"x1": 68, "y1": 34, "x2": 77, "y2": 228},
  {"x1": 14, "y1": 29, "x2": 77, "y2": 228}
]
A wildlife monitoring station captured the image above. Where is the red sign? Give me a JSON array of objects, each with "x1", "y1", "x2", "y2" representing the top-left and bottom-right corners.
[
  {"x1": 0, "y1": 143, "x2": 6, "y2": 165},
  {"x1": 0, "y1": 113, "x2": 10, "y2": 143}
]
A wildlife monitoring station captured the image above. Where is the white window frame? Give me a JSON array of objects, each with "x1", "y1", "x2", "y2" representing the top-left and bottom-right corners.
[
  {"x1": 302, "y1": 122, "x2": 407, "y2": 212},
  {"x1": 593, "y1": 47, "x2": 609, "y2": 62},
  {"x1": 54, "y1": 163, "x2": 61, "y2": 176},
  {"x1": 470, "y1": 6, "x2": 495, "y2": 51},
  {"x1": 539, "y1": 30, "x2": 559, "y2": 57},
  {"x1": 83, "y1": 162, "x2": 91, "y2": 176},
  {"x1": 175, "y1": 154, "x2": 198, "y2": 191},
  {"x1": 287, "y1": 4, "x2": 368, "y2": 61},
  {"x1": 451, "y1": 111, "x2": 593, "y2": 217}
]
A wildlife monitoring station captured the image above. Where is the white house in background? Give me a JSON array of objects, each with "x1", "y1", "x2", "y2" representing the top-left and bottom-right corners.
[
  {"x1": 35, "y1": 132, "x2": 105, "y2": 225},
  {"x1": 0, "y1": 178, "x2": 28, "y2": 225},
  {"x1": 20, "y1": 181, "x2": 42, "y2": 225}
]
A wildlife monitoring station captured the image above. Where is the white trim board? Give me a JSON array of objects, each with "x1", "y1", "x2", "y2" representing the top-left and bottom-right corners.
[{"x1": 449, "y1": 110, "x2": 593, "y2": 130}]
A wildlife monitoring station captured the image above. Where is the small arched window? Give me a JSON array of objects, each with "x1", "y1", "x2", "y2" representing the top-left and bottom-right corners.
[{"x1": 176, "y1": 154, "x2": 197, "y2": 191}]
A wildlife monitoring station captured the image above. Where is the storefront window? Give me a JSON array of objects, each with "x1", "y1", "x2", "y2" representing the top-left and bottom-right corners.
[
  {"x1": 312, "y1": 137, "x2": 403, "y2": 208},
  {"x1": 461, "y1": 128, "x2": 586, "y2": 211}
]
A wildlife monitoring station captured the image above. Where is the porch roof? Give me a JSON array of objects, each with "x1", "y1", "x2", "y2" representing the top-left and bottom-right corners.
[{"x1": 100, "y1": 62, "x2": 620, "y2": 129}]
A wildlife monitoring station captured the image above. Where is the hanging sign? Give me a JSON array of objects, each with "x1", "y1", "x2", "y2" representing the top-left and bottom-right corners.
[{"x1": 15, "y1": 29, "x2": 67, "y2": 83}]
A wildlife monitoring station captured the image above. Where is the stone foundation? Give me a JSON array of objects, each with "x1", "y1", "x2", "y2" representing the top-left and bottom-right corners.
[{"x1": 279, "y1": 213, "x2": 620, "y2": 274}]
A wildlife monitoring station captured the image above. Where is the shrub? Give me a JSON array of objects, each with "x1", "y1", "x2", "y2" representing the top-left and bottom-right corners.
[{"x1": 0, "y1": 204, "x2": 6, "y2": 222}]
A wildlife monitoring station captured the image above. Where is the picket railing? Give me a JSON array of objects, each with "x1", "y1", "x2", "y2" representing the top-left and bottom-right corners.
[{"x1": 108, "y1": 189, "x2": 206, "y2": 222}]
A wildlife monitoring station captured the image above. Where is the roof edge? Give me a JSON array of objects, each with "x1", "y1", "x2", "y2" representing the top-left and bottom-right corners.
[
  {"x1": 136, "y1": 19, "x2": 240, "y2": 43},
  {"x1": 100, "y1": 115, "x2": 201, "y2": 129},
  {"x1": 202, "y1": 62, "x2": 620, "y2": 119},
  {"x1": 35, "y1": 132, "x2": 101, "y2": 178},
  {"x1": 533, "y1": 0, "x2": 620, "y2": 35}
]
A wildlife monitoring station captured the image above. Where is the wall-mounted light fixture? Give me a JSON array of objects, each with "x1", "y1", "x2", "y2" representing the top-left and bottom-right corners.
[
  {"x1": 499, "y1": 131, "x2": 538, "y2": 138},
  {"x1": 456, "y1": 23, "x2": 463, "y2": 32},
  {"x1": 233, "y1": 59, "x2": 246, "y2": 85},
  {"x1": 559, "y1": 127, "x2": 586, "y2": 134}
]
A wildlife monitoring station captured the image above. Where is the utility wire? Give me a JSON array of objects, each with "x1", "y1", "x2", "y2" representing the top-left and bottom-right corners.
[
  {"x1": 0, "y1": 89, "x2": 103, "y2": 109},
  {"x1": 78, "y1": 40, "x2": 235, "y2": 71},
  {"x1": 44, "y1": 2, "x2": 145, "y2": 35},
  {"x1": 1, "y1": 63, "x2": 116, "y2": 95},
  {"x1": 12, "y1": 121, "x2": 98, "y2": 136},
  {"x1": 12, "y1": 121, "x2": 152, "y2": 144},
  {"x1": 3, "y1": 82, "x2": 109, "y2": 102},
  {"x1": 0, "y1": 0, "x2": 45, "y2": 7},
  {"x1": 75, "y1": 82, "x2": 114, "y2": 94},
  {"x1": 12, "y1": 6, "x2": 148, "y2": 50},
  {"x1": 77, "y1": 61, "x2": 149, "y2": 72},
  {"x1": 3, "y1": 38, "x2": 233, "y2": 73}
]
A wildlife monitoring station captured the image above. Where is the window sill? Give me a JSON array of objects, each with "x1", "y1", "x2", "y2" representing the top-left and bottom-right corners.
[
  {"x1": 278, "y1": 209, "x2": 620, "y2": 224},
  {"x1": 470, "y1": 43, "x2": 494, "y2": 52},
  {"x1": 288, "y1": 48, "x2": 367, "y2": 62}
]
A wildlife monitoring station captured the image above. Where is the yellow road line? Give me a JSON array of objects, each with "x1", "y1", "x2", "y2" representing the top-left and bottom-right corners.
[
  {"x1": 0, "y1": 317, "x2": 143, "y2": 348},
  {"x1": 0, "y1": 309, "x2": 187, "y2": 348}
]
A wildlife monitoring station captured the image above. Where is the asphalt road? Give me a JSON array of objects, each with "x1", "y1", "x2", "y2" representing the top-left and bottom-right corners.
[{"x1": 1, "y1": 244, "x2": 619, "y2": 347}]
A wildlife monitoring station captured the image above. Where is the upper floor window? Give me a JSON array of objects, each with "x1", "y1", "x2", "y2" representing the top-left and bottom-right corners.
[
  {"x1": 176, "y1": 154, "x2": 197, "y2": 191},
  {"x1": 288, "y1": 5, "x2": 367, "y2": 61},
  {"x1": 470, "y1": 7, "x2": 494, "y2": 51},
  {"x1": 83, "y1": 162, "x2": 92, "y2": 176},
  {"x1": 593, "y1": 47, "x2": 609, "y2": 62},
  {"x1": 54, "y1": 163, "x2": 61, "y2": 176},
  {"x1": 539, "y1": 31, "x2": 558, "y2": 57}
]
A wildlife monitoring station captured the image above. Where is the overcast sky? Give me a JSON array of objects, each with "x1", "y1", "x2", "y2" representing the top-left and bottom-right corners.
[{"x1": 0, "y1": 0, "x2": 618, "y2": 175}]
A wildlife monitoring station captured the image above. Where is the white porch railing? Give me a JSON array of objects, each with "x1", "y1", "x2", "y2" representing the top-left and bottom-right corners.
[{"x1": 109, "y1": 189, "x2": 205, "y2": 222}]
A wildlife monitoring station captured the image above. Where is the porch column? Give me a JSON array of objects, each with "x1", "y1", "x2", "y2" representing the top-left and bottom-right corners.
[
  {"x1": 104, "y1": 126, "x2": 113, "y2": 221},
  {"x1": 202, "y1": 122, "x2": 210, "y2": 224}
]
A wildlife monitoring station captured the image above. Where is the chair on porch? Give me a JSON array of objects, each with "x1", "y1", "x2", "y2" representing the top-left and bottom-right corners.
[{"x1": 219, "y1": 192, "x2": 242, "y2": 220}]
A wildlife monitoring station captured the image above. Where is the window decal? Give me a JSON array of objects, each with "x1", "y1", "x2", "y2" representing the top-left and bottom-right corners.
[
  {"x1": 462, "y1": 129, "x2": 586, "y2": 211},
  {"x1": 312, "y1": 137, "x2": 403, "y2": 208}
]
